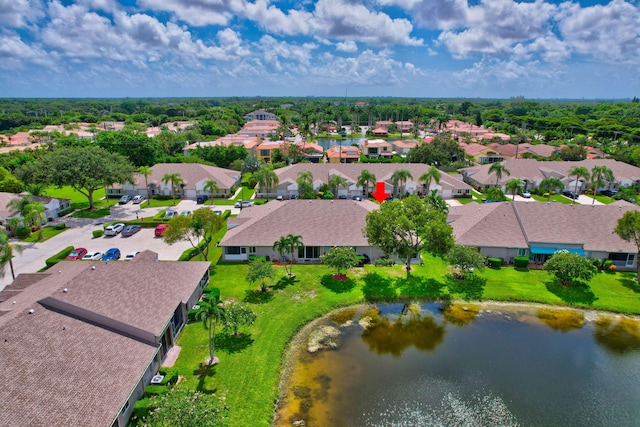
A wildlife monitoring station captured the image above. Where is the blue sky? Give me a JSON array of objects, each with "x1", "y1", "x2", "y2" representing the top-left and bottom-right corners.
[{"x1": 1, "y1": 0, "x2": 639, "y2": 99}]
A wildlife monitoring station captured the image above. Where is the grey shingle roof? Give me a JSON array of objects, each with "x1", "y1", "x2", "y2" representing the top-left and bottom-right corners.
[{"x1": 134, "y1": 163, "x2": 240, "y2": 190}]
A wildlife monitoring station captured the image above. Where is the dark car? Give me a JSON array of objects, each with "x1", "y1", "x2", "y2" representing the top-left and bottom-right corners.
[
  {"x1": 562, "y1": 190, "x2": 579, "y2": 199},
  {"x1": 121, "y1": 225, "x2": 141, "y2": 237},
  {"x1": 102, "y1": 248, "x2": 121, "y2": 261},
  {"x1": 338, "y1": 195, "x2": 347, "y2": 199},
  {"x1": 196, "y1": 195, "x2": 208, "y2": 204},
  {"x1": 118, "y1": 195, "x2": 132, "y2": 204},
  {"x1": 599, "y1": 189, "x2": 618, "y2": 197}
]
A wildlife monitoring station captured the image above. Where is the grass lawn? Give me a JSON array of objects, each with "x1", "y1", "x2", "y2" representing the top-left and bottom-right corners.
[
  {"x1": 20, "y1": 226, "x2": 67, "y2": 243},
  {"x1": 70, "y1": 199, "x2": 117, "y2": 218},
  {"x1": 164, "y1": 254, "x2": 640, "y2": 427},
  {"x1": 531, "y1": 194, "x2": 573, "y2": 204},
  {"x1": 139, "y1": 198, "x2": 183, "y2": 209},
  {"x1": 44, "y1": 185, "x2": 106, "y2": 206}
]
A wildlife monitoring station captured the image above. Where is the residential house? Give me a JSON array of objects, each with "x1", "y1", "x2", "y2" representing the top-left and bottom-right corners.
[
  {"x1": 297, "y1": 141, "x2": 324, "y2": 163},
  {"x1": 374, "y1": 120, "x2": 394, "y2": 131},
  {"x1": 395, "y1": 121, "x2": 414, "y2": 133},
  {"x1": 261, "y1": 163, "x2": 472, "y2": 200},
  {"x1": 361, "y1": 139, "x2": 393, "y2": 159},
  {"x1": 219, "y1": 200, "x2": 385, "y2": 262},
  {"x1": 243, "y1": 109, "x2": 278, "y2": 121},
  {"x1": 0, "y1": 251, "x2": 210, "y2": 426},
  {"x1": 326, "y1": 145, "x2": 361, "y2": 163},
  {"x1": 391, "y1": 140, "x2": 417, "y2": 157},
  {"x1": 107, "y1": 163, "x2": 241, "y2": 200},
  {"x1": 183, "y1": 135, "x2": 261, "y2": 156},
  {"x1": 459, "y1": 142, "x2": 504, "y2": 164},
  {"x1": 461, "y1": 158, "x2": 640, "y2": 193},
  {"x1": 0, "y1": 192, "x2": 20, "y2": 225},
  {"x1": 449, "y1": 201, "x2": 639, "y2": 268},
  {"x1": 0, "y1": 193, "x2": 71, "y2": 225},
  {"x1": 256, "y1": 140, "x2": 284, "y2": 163},
  {"x1": 237, "y1": 120, "x2": 279, "y2": 138},
  {"x1": 371, "y1": 127, "x2": 389, "y2": 137}
]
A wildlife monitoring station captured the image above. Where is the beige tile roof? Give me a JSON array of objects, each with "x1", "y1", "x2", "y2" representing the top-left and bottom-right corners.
[
  {"x1": 0, "y1": 305, "x2": 157, "y2": 427},
  {"x1": 220, "y1": 199, "x2": 379, "y2": 247},
  {"x1": 136, "y1": 163, "x2": 240, "y2": 190}
]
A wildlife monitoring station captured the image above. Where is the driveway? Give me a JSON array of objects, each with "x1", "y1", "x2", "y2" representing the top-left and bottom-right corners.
[{"x1": 0, "y1": 200, "x2": 225, "y2": 289}]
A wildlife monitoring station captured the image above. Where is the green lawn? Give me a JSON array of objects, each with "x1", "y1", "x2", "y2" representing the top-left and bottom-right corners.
[
  {"x1": 20, "y1": 226, "x2": 67, "y2": 242},
  {"x1": 162, "y1": 255, "x2": 640, "y2": 427},
  {"x1": 44, "y1": 185, "x2": 105, "y2": 207}
]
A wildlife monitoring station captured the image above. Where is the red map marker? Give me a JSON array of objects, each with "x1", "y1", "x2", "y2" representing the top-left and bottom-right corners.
[{"x1": 370, "y1": 181, "x2": 389, "y2": 203}]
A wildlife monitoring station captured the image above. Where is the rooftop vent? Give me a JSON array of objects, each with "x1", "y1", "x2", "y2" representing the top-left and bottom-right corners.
[
  {"x1": 28, "y1": 309, "x2": 34, "y2": 314},
  {"x1": 62, "y1": 288, "x2": 68, "y2": 293}
]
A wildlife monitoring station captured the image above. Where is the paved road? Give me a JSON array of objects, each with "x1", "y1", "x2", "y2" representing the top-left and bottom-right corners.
[{"x1": 1, "y1": 200, "x2": 239, "y2": 290}]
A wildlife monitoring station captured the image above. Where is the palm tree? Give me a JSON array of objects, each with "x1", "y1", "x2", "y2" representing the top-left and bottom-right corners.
[
  {"x1": 590, "y1": 165, "x2": 615, "y2": 205},
  {"x1": 356, "y1": 169, "x2": 376, "y2": 198},
  {"x1": 488, "y1": 162, "x2": 510, "y2": 188},
  {"x1": 505, "y1": 178, "x2": 524, "y2": 201},
  {"x1": 296, "y1": 171, "x2": 313, "y2": 199},
  {"x1": 567, "y1": 165, "x2": 589, "y2": 204},
  {"x1": 419, "y1": 166, "x2": 441, "y2": 196},
  {"x1": 196, "y1": 294, "x2": 226, "y2": 365},
  {"x1": 272, "y1": 236, "x2": 291, "y2": 274},
  {"x1": 0, "y1": 229, "x2": 22, "y2": 281},
  {"x1": 161, "y1": 173, "x2": 183, "y2": 205},
  {"x1": 254, "y1": 167, "x2": 279, "y2": 201},
  {"x1": 203, "y1": 179, "x2": 219, "y2": 199},
  {"x1": 7, "y1": 196, "x2": 45, "y2": 227},
  {"x1": 138, "y1": 165, "x2": 152, "y2": 206},
  {"x1": 538, "y1": 176, "x2": 565, "y2": 201},
  {"x1": 272, "y1": 234, "x2": 304, "y2": 276},
  {"x1": 328, "y1": 175, "x2": 348, "y2": 199},
  {"x1": 391, "y1": 169, "x2": 413, "y2": 198}
]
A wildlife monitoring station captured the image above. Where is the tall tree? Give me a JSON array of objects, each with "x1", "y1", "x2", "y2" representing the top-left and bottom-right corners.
[
  {"x1": 567, "y1": 165, "x2": 589, "y2": 204},
  {"x1": 162, "y1": 172, "x2": 184, "y2": 205},
  {"x1": 356, "y1": 169, "x2": 376, "y2": 198},
  {"x1": 196, "y1": 294, "x2": 226, "y2": 365},
  {"x1": 488, "y1": 162, "x2": 510, "y2": 187},
  {"x1": 390, "y1": 169, "x2": 413, "y2": 197},
  {"x1": 590, "y1": 165, "x2": 615, "y2": 205},
  {"x1": 272, "y1": 234, "x2": 304, "y2": 277},
  {"x1": 364, "y1": 195, "x2": 453, "y2": 278},
  {"x1": 614, "y1": 210, "x2": 640, "y2": 282},
  {"x1": 254, "y1": 166, "x2": 279, "y2": 201},
  {"x1": 328, "y1": 174, "x2": 348, "y2": 199},
  {"x1": 0, "y1": 229, "x2": 22, "y2": 281},
  {"x1": 203, "y1": 179, "x2": 219, "y2": 198},
  {"x1": 505, "y1": 178, "x2": 524, "y2": 201},
  {"x1": 138, "y1": 165, "x2": 152, "y2": 206},
  {"x1": 15, "y1": 146, "x2": 134, "y2": 210},
  {"x1": 163, "y1": 208, "x2": 223, "y2": 260},
  {"x1": 296, "y1": 170, "x2": 314, "y2": 199},
  {"x1": 418, "y1": 166, "x2": 441, "y2": 195},
  {"x1": 544, "y1": 250, "x2": 597, "y2": 287},
  {"x1": 538, "y1": 176, "x2": 565, "y2": 201}
]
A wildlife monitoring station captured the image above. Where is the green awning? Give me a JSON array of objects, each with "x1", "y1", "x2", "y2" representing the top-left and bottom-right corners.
[{"x1": 530, "y1": 246, "x2": 585, "y2": 256}]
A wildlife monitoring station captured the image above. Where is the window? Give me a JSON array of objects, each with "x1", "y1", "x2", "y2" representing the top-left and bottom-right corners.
[
  {"x1": 121, "y1": 400, "x2": 130, "y2": 416},
  {"x1": 249, "y1": 247, "x2": 256, "y2": 254},
  {"x1": 298, "y1": 246, "x2": 320, "y2": 258},
  {"x1": 226, "y1": 247, "x2": 241, "y2": 255},
  {"x1": 260, "y1": 150, "x2": 270, "y2": 157},
  {"x1": 517, "y1": 248, "x2": 527, "y2": 256}
]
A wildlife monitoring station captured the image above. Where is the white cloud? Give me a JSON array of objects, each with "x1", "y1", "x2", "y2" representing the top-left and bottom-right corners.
[
  {"x1": 0, "y1": 0, "x2": 45, "y2": 28},
  {"x1": 242, "y1": 0, "x2": 313, "y2": 35},
  {"x1": 0, "y1": 32, "x2": 54, "y2": 69},
  {"x1": 410, "y1": 0, "x2": 470, "y2": 29},
  {"x1": 452, "y1": 58, "x2": 563, "y2": 90},
  {"x1": 138, "y1": 0, "x2": 242, "y2": 27},
  {"x1": 558, "y1": 0, "x2": 640, "y2": 64},
  {"x1": 336, "y1": 40, "x2": 358, "y2": 52}
]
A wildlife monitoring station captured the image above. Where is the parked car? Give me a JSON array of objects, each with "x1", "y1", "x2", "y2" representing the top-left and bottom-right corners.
[
  {"x1": 82, "y1": 251, "x2": 102, "y2": 261},
  {"x1": 121, "y1": 225, "x2": 141, "y2": 237},
  {"x1": 338, "y1": 195, "x2": 347, "y2": 199},
  {"x1": 66, "y1": 247, "x2": 88, "y2": 260},
  {"x1": 180, "y1": 210, "x2": 192, "y2": 216},
  {"x1": 165, "y1": 211, "x2": 177, "y2": 219},
  {"x1": 132, "y1": 195, "x2": 145, "y2": 204},
  {"x1": 289, "y1": 194, "x2": 298, "y2": 200},
  {"x1": 104, "y1": 223, "x2": 125, "y2": 236},
  {"x1": 352, "y1": 196, "x2": 362, "y2": 201},
  {"x1": 155, "y1": 224, "x2": 170, "y2": 237},
  {"x1": 562, "y1": 190, "x2": 579, "y2": 199},
  {"x1": 521, "y1": 191, "x2": 531, "y2": 198},
  {"x1": 118, "y1": 195, "x2": 132, "y2": 204},
  {"x1": 102, "y1": 248, "x2": 121, "y2": 261},
  {"x1": 124, "y1": 251, "x2": 141, "y2": 261},
  {"x1": 234, "y1": 200, "x2": 254, "y2": 208},
  {"x1": 196, "y1": 195, "x2": 208, "y2": 204},
  {"x1": 599, "y1": 189, "x2": 618, "y2": 197}
]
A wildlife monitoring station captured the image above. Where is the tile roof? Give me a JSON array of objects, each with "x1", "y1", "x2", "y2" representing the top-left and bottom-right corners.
[
  {"x1": 220, "y1": 200, "x2": 378, "y2": 247},
  {"x1": 136, "y1": 163, "x2": 240, "y2": 190}
]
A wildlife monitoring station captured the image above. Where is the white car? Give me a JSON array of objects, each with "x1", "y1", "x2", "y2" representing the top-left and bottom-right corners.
[
  {"x1": 234, "y1": 200, "x2": 254, "y2": 208},
  {"x1": 82, "y1": 251, "x2": 103, "y2": 261},
  {"x1": 132, "y1": 195, "x2": 145, "y2": 204},
  {"x1": 522, "y1": 191, "x2": 531, "y2": 198},
  {"x1": 124, "y1": 251, "x2": 141, "y2": 261},
  {"x1": 165, "y1": 211, "x2": 177, "y2": 219},
  {"x1": 104, "y1": 223, "x2": 125, "y2": 236}
]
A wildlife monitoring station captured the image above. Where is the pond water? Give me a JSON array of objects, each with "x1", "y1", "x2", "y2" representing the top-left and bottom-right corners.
[
  {"x1": 315, "y1": 138, "x2": 367, "y2": 150},
  {"x1": 275, "y1": 303, "x2": 640, "y2": 427}
]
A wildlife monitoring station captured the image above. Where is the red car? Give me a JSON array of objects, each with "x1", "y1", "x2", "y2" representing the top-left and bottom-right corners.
[
  {"x1": 66, "y1": 247, "x2": 88, "y2": 260},
  {"x1": 155, "y1": 224, "x2": 169, "y2": 237}
]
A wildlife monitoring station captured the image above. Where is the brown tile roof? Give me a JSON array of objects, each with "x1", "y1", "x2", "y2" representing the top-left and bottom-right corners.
[
  {"x1": 0, "y1": 305, "x2": 157, "y2": 427},
  {"x1": 220, "y1": 199, "x2": 378, "y2": 247},
  {"x1": 326, "y1": 145, "x2": 360, "y2": 159}
]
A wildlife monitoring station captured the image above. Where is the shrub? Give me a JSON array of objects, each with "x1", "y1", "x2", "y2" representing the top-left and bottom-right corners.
[
  {"x1": 203, "y1": 286, "x2": 221, "y2": 298},
  {"x1": 92, "y1": 229, "x2": 104, "y2": 238},
  {"x1": 608, "y1": 264, "x2": 617, "y2": 272},
  {"x1": 144, "y1": 385, "x2": 169, "y2": 396},
  {"x1": 222, "y1": 210, "x2": 231, "y2": 219},
  {"x1": 513, "y1": 256, "x2": 530, "y2": 268},
  {"x1": 187, "y1": 308, "x2": 200, "y2": 323},
  {"x1": 45, "y1": 246, "x2": 74, "y2": 267},
  {"x1": 131, "y1": 397, "x2": 152, "y2": 422},
  {"x1": 602, "y1": 259, "x2": 613, "y2": 271},
  {"x1": 154, "y1": 210, "x2": 166, "y2": 219},
  {"x1": 590, "y1": 258, "x2": 603, "y2": 269},
  {"x1": 53, "y1": 223, "x2": 66, "y2": 230},
  {"x1": 157, "y1": 368, "x2": 179, "y2": 385},
  {"x1": 374, "y1": 258, "x2": 396, "y2": 267},
  {"x1": 16, "y1": 227, "x2": 30, "y2": 238},
  {"x1": 57, "y1": 207, "x2": 73, "y2": 217},
  {"x1": 487, "y1": 257, "x2": 504, "y2": 268},
  {"x1": 153, "y1": 195, "x2": 174, "y2": 201}
]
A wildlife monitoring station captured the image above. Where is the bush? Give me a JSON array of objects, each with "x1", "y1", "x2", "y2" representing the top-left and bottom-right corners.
[
  {"x1": 153, "y1": 195, "x2": 175, "y2": 201},
  {"x1": 157, "y1": 368, "x2": 179, "y2": 385},
  {"x1": 92, "y1": 229, "x2": 104, "y2": 238},
  {"x1": 202, "y1": 286, "x2": 220, "y2": 298},
  {"x1": 513, "y1": 256, "x2": 529, "y2": 268},
  {"x1": 57, "y1": 207, "x2": 73, "y2": 217},
  {"x1": 45, "y1": 246, "x2": 74, "y2": 268},
  {"x1": 222, "y1": 210, "x2": 231, "y2": 219},
  {"x1": 590, "y1": 258, "x2": 603, "y2": 269},
  {"x1": 144, "y1": 385, "x2": 169, "y2": 396},
  {"x1": 131, "y1": 397, "x2": 152, "y2": 422},
  {"x1": 53, "y1": 223, "x2": 66, "y2": 230},
  {"x1": 16, "y1": 227, "x2": 30, "y2": 238},
  {"x1": 487, "y1": 257, "x2": 504, "y2": 268},
  {"x1": 187, "y1": 308, "x2": 200, "y2": 323},
  {"x1": 154, "y1": 210, "x2": 166, "y2": 219},
  {"x1": 374, "y1": 258, "x2": 396, "y2": 267},
  {"x1": 602, "y1": 259, "x2": 614, "y2": 271}
]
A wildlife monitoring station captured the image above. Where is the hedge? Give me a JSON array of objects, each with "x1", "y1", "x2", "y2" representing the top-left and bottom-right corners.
[
  {"x1": 53, "y1": 223, "x2": 66, "y2": 230},
  {"x1": 92, "y1": 229, "x2": 104, "y2": 238},
  {"x1": 177, "y1": 235, "x2": 212, "y2": 261},
  {"x1": 16, "y1": 227, "x2": 30, "y2": 238},
  {"x1": 45, "y1": 246, "x2": 74, "y2": 268},
  {"x1": 374, "y1": 258, "x2": 396, "y2": 267},
  {"x1": 513, "y1": 256, "x2": 529, "y2": 268},
  {"x1": 487, "y1": 257, "x2": 504, "y2": 268}
]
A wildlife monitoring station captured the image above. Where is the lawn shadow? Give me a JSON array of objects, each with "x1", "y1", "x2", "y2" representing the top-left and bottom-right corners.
[
  {"x1": 362, "y1": 272, "x2": 397, "y2": 302},
  {"x1": 396, "y1": 275, "x2": 447, "y2": 300},
  {"x1": 514, "y1": 267, "x2": 530, "y2": 272},
  {"x1": 545, "y1": 280, "x2": 598, "y2": 306},
  {"x1": 194, "y1": 362, "x2": 218, "y2": 393},
  {"x1": 446, "y1": 274, "x2": 486, "y2": 300},
  {"x1": 243, "y1": 289, "x2": 274, "y2": 304},
  {"x1": 216, "y1": 332, "x2": 254, "y2": 354},
  {"x1": 619, "y1": 277, "x2": 640, "y2": 294},
  {"x1": 271, "y1": 275, "x2": 299, "y2": 291},
  {"x1": 320, "y1": 273, "x2": 357, "y2": 293}
]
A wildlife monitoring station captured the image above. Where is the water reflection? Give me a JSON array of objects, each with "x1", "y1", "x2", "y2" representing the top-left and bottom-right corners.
[
  {"x1": 441, "y1": 303, "x2": 480, "y2": 327},
  {"x1": 594, "y1": 316, "x2": 640, "y2": 354},
  {"x1": 537, "y1": 307, "x2": 585, "y2": 332},
  {"x1": 361, "y1": 304, "x2": 445, "y2": 356}
]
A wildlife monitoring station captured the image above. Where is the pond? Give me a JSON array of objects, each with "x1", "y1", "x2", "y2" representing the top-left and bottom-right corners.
[
  {"x1": 315, "y1": 138, "x2": 367, "y2": 150},
  {"x1": 275, "y1": 303, "x2": 640, "y2": 426}
]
